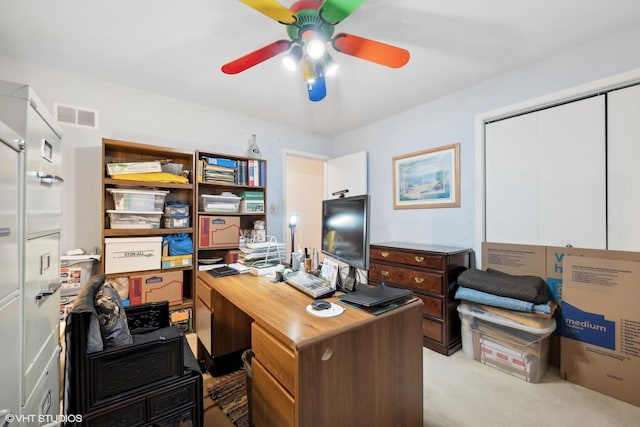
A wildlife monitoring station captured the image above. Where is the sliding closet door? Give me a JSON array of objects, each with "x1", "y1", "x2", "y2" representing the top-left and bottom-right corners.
[
  {"x1": 485, "y1": 113, "x2": 538, "y2": 244},
  {"x1": 485, "y1": 95, "x2": 606, "y2": 248},
  {"x1": 608, "y1": 84, "x2": 640, "y2": 251},
  {"x1": 536, "y1": 96, "x2": 606, "y2": 248}
]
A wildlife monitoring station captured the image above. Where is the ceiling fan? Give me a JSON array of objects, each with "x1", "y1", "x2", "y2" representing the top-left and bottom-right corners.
[{"x1": 221, "y1": 0, "x2": 410, "y2": 102}]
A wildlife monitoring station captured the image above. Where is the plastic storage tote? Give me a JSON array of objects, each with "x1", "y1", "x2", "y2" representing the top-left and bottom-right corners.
[{"x1": 457, "y1": 302, "x2": 556, "y2": 383}]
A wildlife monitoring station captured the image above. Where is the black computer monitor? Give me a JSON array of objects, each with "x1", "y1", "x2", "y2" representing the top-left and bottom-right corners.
[{"x1": 321, "y1": 194, "x2": 370, "y2": 284}]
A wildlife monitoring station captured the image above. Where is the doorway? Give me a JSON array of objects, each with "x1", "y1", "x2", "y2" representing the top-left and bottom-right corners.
[{"x1": 284, "y1": 153, "x2": 326, "y2": 263}]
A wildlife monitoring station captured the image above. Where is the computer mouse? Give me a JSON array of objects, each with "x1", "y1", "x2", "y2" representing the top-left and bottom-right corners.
[{"x1": 312, "y1": 300, "x2": 331, "y2": 310}]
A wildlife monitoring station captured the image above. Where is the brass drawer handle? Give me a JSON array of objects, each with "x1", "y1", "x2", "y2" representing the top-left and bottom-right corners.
[
  {"x1": 414, "y1": 256, "x2": 424, "y2": 263},
  {"x1": 380, "y1": 251, "x2": 389, "y2": 258},
  {"x1": 414, "y1": 277, "x2": 424, "y2": 284},
  {"x1": 380, "y1": 270, "x2": 389, "y2": 277}
]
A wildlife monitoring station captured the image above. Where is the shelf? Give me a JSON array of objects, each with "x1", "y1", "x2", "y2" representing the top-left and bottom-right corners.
[
  {"x1": 105, "y1": 178, "x2": 193, "y2": 190},
  {"x1": 198, "y1": 180, "x2": 264, "y2": 190},
  {"x1": 104, "y1": 227, "x2": 194, "y2": 237}
]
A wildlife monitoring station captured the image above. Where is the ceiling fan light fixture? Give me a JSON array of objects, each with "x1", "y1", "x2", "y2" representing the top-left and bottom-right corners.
[
  {"x1": 322, "y1": 53, "x2": 339, "y2": 76},
  {"x1": 303, "y1": 56, "x2": 317, "y2": 83},
  {"x1": 306, "y1": 38, "x2": 325, "y2": 59},
  {"x1": 282, "y1": 45, "x2": 303, "y2": 71}
]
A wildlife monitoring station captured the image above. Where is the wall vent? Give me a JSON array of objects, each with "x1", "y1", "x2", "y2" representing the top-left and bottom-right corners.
[{"x1": 54, "y1": 103, "x2": 99, "y2": 129}]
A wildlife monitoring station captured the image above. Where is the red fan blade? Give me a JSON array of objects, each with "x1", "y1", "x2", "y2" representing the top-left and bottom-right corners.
[
  {"x1": 221, "y1": 40, "x2": 292, "y2": 74},
  {"x1": 238, "y1": 0, "x2": 296, "y2": 24},
  {"x1": 332, "y1": 33, "x2": 410, "y2": 68}
]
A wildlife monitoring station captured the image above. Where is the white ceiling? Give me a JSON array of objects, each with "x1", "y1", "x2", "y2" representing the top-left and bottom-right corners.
[{"x1": 1, "y1": 0, "x2": 640, "y2": 137}]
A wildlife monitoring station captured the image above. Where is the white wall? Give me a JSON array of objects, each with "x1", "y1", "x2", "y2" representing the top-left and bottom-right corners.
[
  {"x1": 0, "y1": 54, "x2": 333, "y2": 253},
  {"x1": 3, "y1": 23, "x2": 640, "y2": 259},
  {"x1": 334, "y1": 24, "x2": 640, "y2": 258}
]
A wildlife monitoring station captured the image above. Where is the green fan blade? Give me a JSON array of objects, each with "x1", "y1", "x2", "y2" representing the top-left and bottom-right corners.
[{"x1": 319, "y1": 0, "x2": 367, "y2": 24}]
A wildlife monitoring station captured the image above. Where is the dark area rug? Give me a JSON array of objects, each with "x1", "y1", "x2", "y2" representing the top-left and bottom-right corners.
[{"x1": 207, "y1": 369, "x2": 249, "y2": 427}]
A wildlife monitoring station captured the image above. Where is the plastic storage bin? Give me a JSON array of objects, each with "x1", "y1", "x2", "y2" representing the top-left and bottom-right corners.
[
  {"x1": 457, "y1": 302, "x2": 556, "y2": 383},
  {"x1": 164, "y1": 202, "x2": 190, "y2": 216},
  {"x1": 163, "y1": 215, "x2": 190, "y2": 229},
  {"x1": 107, "y1": 210, "x2": 162, "y2": 229},
  {"x1": 200, "y1": 194, "x2": 241, "y2": 213},
  {"x1": 108, "y1": 188, "x2": 169, "y2": 212}
]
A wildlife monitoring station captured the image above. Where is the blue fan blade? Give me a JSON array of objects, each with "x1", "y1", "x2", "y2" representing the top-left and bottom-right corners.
[{"x1": 307, "y1": 75, "x2": 327, "y2": 102}]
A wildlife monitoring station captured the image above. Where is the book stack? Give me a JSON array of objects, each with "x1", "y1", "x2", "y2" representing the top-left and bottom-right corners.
[
  {"x1": 200, "y1": 156, "x2": 266, "y2": 187},
  {"x1": 200, "y1": 157, "x2": 236, "y2": 183}
]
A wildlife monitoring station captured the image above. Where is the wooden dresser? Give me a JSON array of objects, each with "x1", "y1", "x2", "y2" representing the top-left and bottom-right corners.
[{"x1": 369, "y1": 242, "x2": 474, "y2": 355}]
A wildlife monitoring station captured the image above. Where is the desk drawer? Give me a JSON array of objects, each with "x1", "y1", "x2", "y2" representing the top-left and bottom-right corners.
[
  {"x1": 252, "y1": 323, "x2": 295, "y2": 395},
  {"x1": 370, "y1": 262, "x2": 443, "y2": 294},
  {"x1": 370, "y1": 247, "x2": 445, "y2": 270},
  {"x1": 252, "y1": 359, "x2": 294, "y2": 427},
  {"x1": 196, "y1": 277, "x2": 214, "y2": 310}
]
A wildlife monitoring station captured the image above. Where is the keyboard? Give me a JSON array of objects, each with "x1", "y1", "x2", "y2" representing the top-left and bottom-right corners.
[{"x1": 284, "y1": 271, "x2": 335, "y2": 299}]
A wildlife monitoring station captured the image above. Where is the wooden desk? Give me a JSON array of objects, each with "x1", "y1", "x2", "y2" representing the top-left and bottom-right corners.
[{"x1": 196, "y1": 271, "x2": 424, "y2": 427}]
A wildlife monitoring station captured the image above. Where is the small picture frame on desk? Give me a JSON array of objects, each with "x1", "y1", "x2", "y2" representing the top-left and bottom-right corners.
[{"x1": 343, "y1": 277, "x2": 356, "y2": 292}]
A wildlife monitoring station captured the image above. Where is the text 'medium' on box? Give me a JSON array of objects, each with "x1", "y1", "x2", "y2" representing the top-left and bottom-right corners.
[{"x1": 560, "y1": 255, "x2": 640, "y2": 407}]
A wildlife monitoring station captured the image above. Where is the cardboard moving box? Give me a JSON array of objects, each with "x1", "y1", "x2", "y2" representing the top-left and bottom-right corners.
[
  {"x1": 199, "y1": 216, "x2": 240, "y2": 248},
  {"x1": 560, "y1": 255, "x2": 640, "y2": 407},
  {"x1": 129, "y1": 271, "x2": 183, "y2": 305}
]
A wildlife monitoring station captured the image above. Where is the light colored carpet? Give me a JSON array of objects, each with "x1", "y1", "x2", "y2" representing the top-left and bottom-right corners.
[
  {"x1": 188, "y1": 333, "x2": 640, "y2": 426},
  {"x1": 424, "y1": 348, "x2": 640, "y2": 427}
]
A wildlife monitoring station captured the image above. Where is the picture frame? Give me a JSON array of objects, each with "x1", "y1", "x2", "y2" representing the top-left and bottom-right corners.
[{"x1": 393, "y1": 143, "x2": 460, "y2": 209}]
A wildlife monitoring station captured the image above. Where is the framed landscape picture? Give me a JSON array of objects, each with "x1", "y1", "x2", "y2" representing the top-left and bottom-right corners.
[{"x1": 393, "y1": 143, "x2": 460, "y2": 209}]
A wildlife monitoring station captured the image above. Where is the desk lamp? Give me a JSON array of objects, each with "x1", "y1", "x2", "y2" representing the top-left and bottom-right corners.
[{"x1": 288, "y1": 215, "x2": 298, "y2": 266}]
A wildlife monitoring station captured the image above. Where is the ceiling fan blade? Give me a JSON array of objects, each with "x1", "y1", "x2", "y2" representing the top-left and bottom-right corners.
[
  {"x1": 221, "y1": 40, "x2": 292, "y2": 74},
  {"x1": 332, "y1": 33, "x2": 410, "y2": 68},
  {"x1": 307, "y1": 74, "x2": 327, "y2": 102},
  {"x1": 238, "y1": 0, "x2": 296, "y2": 24},
  {"x1": 319, "y1": 0, "x2": 367, "y2": 24}
]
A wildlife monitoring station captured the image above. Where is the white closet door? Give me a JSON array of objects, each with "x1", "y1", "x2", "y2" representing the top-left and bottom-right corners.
[
  {"x1": 536, "y1": 95, "x2": 606, "y2": 249},
  {"x1": 608, "y1": 84, "x2": 640, "y2": 251},
  {"x1": 485, "y1": 95, "x2": 606, "y2": 248},
  {"x1": 485, "y1": 113, "x2": 538, "y2": 244}
]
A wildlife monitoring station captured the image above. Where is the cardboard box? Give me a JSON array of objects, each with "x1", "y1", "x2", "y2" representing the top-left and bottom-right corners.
[
  {"x1": 129, "y1": 271, "x2": 183, "y2": 305},
  {"x1": 199, "y1": 216, "x2": 240, "y2": 248},
  {"x1": 240, "y1": 200, "x2": 265, "y2": 213},
  {"x1": 560, "y1": 255, "x2": 640, "y2": 407},
  {"x1": 104, "y1": 236, "x2": 163, "y2": 274},
  {"x1": 161, "y1": 254, "x2": 193, "y2": 269},
  {"x1": 481, "y1": 242, "x2": 640, "y2": 366}
]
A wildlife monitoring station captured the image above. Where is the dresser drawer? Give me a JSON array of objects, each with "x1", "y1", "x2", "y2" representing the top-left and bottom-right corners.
[
  {"x1": 371, "y1": 247, "x2": 445, "y2": 270},
  {"x1": 370, "y1": 262, "x2": 443, "y2": 294},
  {"x1": 422, "y1": 317, "x2": 443, "y2": 343},
  {"x1": 252, "y1": 359, "x2": 295, "y2": 427},
  {"x1": 252, "y1": 323, "x2": 296, "y2": 395},
  {"x1": 414, "y1": 293, "x2": 443, "y2": 318}
]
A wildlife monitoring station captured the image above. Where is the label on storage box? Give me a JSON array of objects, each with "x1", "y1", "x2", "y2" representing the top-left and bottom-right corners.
[{"x1": 561, "y1": 302, "x2": 615, "y2": 350}]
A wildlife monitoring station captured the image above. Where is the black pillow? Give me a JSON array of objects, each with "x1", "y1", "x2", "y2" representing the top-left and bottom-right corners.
[{"x1": 94, "y1": 282, "x2": 133, "y2": 348}]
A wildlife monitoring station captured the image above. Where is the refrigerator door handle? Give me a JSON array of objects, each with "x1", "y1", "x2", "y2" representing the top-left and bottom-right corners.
[{"x1": 0, "y1": 227, "x2": 10, "y2": 238}]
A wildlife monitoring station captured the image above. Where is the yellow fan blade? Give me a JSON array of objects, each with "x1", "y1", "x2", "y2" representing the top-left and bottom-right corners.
[{"x1": 238, "y1": 0, "x2": 296, "y2": 24}]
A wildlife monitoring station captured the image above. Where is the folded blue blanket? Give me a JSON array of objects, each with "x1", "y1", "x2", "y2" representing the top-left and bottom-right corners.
[{"x1": 455, "y1": 286, "x2": 551, "y2": 314}]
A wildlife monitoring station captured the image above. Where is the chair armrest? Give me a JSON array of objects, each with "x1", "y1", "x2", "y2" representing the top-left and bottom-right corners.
[{"x1": 125, "y1": 301, "x2": 170, "y2": 334}]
